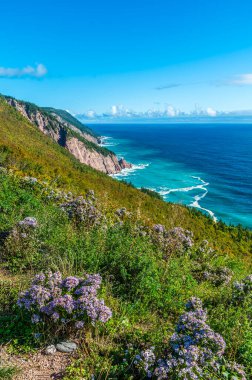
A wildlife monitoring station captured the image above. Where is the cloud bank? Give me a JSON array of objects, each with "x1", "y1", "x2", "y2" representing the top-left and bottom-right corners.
[
  {"x1": 77, "y1": 104, "x2": 220, "y2": 121},
  {"x1": 0, "y1": 63, "x2": 47, "y2": 78}
]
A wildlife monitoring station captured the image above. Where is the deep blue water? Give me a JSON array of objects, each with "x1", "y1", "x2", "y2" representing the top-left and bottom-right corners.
[{"x1": 90, "y1": 123, "x2": 252, "y2": 228}]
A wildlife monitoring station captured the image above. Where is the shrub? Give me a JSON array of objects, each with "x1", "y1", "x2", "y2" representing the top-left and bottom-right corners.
[
  {"x1": 192, "y1": 264, "x2": 233, "y2": 286},
  {"x1": 60, "y1": 191, "x2": 103, "y2": 227},
  {"x1": 2, "y1": 217, "x2": 40, "y2": 272},
  {"x1": 140, "y1": 188, "x2": 163, "y2": 201},
  {"x1": 233, "y1": 275, "x2": 252, "y2": 304},
  {"x1": 152, "y1": 226, "x2": 193, "y2": 258},
  {"x1": 17, "y1": 271, "x2": 112, "y2": 338},
  {"x1": 135, "y1": 298, "x2": 246, "y2": 379}
]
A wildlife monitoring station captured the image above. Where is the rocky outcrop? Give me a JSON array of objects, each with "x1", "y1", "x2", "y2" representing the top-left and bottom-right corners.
[
  {"x1": 5, "y1": 97, "x2": 131, "y2": 174},
  {"x1": 66, "y1": 137, "x2": 130, "y2": 174},
  {"x1": 118, "y1": 158, "x2": 132, "y2": 170},
  {"x1": 6, "y1": 98, "x2": 63, "y2": 143}
]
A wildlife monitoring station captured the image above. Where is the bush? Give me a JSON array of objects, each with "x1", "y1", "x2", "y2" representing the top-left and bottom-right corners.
[
  {"x1": 17, "y1": 271, "x2": 112, "y2": 339},
  {"x1": 135, "y1": 298, "x2": 246, "y2": 379},
  {"x1": 140, "y1": 188, "x2": 163, "y2": 200}
]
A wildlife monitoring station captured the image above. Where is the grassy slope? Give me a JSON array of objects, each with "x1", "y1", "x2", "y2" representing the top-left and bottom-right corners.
[
  {"x1": 0, "y1": 98, "x2": 252, "y2": 378},
  {"x1": 0, "y1": 98, "x2": 251, "y2": 256},
  {"x1": 42, "y1": 107, "x2": 97, "y2": 137},
  {"x1": 3, "y1": 95, "x2": 114, "y2": 156}
]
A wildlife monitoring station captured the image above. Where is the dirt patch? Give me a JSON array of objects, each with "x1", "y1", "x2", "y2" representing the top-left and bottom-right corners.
[{"x1": 0, "y1": 346, "x2": 72, "y2": 380}]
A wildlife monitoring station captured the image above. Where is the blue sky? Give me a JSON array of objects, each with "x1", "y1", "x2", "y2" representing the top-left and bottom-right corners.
[{"x1": 1, "y1": 0, "x2": 252, "y2": 118}]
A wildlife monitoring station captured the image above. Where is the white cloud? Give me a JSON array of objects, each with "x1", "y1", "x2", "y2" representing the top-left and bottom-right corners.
[
  {"x1": 206, "y1": 107, "x2": 217, "y2": 117},
  {"x1": 228, "y1": 74, "x2": 252, "y2": 86},
  {"x1": 111, "y1": 105, "x2": 118, "y2": 115},
  {"x1": 86, "y1": 110, "x2": 97, "y2": 118},
  {"x1": 0, "y1": 63, "x2": 47, "y2": 78},
  {"x1": 78, "y1": 104, "x2": 222, "y2": 121},
  {"x1": 166, "y1": 105, "x2": 177, "y2": 117}
]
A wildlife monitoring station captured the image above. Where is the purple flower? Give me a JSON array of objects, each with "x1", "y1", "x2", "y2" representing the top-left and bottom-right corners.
[
  {"x1": 75, "y1": 320, "x2": 84, "y2": 329},
  {"x1": 31, "y1": 314, "x2": 41, "y2": 324},
  {"x1": 152, "y1": 297, "x2": 231, "y2": 379},
  {"x1": 17, "y1": 271, "x2": 112, "y2": 331},
  {"x1": 62, "y1": 276, "x2": 80, "y2": 290},
  {"x1": 52, "y1": 312, "x2": 60, "y2": 321}
]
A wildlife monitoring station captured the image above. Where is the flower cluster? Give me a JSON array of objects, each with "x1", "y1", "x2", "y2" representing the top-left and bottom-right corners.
[
  {"x1": 23, "y1": 176, "x2": 38, "y2": 184},
  {"x1": 148, "y1": 297, "x2": 246, "y2": 379},
  {"x1": 197, "y1": 240, "x2": 214, "y2": 255},
  {"x1": 18, "y1": 217, "x2": 38, "y2": 229},
  {"x1": 152, "y1": 225, "x2": 193, "y2": 257},
  {"x1": 115, "y1": 207, "x2": 127, "y2": 218},
  {"x1": 11, "y1": 216, "x2": 38, "y2": 239},
  {"x1": 153, "y1": 297, "x2": 226, "y2": 379},
  {"x1": 60, "y1": 191, "x2": 102, "y2": 226},
  {"x1": 17, "y1": 271, "x2": 112, "y2": 332},
  {"x1": 134, "y1": 348, "x2": 156, "y2": 378},
  {"x1": 193, "y1": 264, "x2": 233, "y2": 286},
  {"x1": 233, "y1": 274, "x2": 252, "y2": 304}
]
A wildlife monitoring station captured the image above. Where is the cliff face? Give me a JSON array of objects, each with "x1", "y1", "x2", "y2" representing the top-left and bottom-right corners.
[
  {"x1": 5, "y1": 97, "x2": 131, "y2": 174},
  {"x1": 66, "y1": 137, "x2": 129, "y2": 174}
]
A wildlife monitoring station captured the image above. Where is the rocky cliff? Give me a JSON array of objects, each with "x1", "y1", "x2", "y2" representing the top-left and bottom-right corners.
[{"x1": 5, "y1": 97, "x2": 131, "y2": 174}]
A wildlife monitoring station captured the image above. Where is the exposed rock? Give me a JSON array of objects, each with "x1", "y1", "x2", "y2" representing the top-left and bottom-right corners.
[
  {"x1": 66, "y1": 137, "x2": 131, "y2": 174},
  {"x1": 118, "y1": 158, "x2": 132, "y2": 169},
  {"x1": 5, "y1": 97, "x2": 132, "y2": 174},
  {"x1": 1, "y1": 345, "x2": 71, "y2": 380},
  {"x1": 45, "y1": 345, "x2": 57, "y2": 355},
  {"x1": 56, "y1": 341, "x2": 77, "y2": 353}
]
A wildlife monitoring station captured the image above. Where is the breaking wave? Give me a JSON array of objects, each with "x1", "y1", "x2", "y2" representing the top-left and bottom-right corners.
[
  {"x1": 99, "y1": 136, "x2": 118, "y2": 147},
  {"x1": 111, "y1": 163, "x2": 150, "y2": 178},
  {"x1": 158, "y1": 176, "x2": 217, "y2": 222}
]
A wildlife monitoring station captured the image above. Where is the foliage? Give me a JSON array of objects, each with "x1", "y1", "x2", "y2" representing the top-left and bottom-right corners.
[
  {"x1": 140, "y1": 187, "x2": 163, "y2": 200},
  {"x1": 0, "y1": 366, "x2": 19, "y2": 380},
  {"x1": 0, "y1": 98, "x2": 251, "y2": 378},
  {"x1": 42, "y1": 107, "x2": 97, "y2": 137},
  {"x1": 17, "y1": 271, "x2": 112, "y2": 338}
]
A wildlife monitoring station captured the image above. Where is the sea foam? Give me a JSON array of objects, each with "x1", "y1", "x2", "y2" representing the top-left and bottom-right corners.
[
  {"x1": 111, "y1": 163, "x2": 150, "y2": 178},
  {"x1": 158, "y1": 176, "x2": 217, "y2": 222}
]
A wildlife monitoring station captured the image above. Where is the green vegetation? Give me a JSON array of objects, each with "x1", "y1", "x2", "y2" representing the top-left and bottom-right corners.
[
  {"x1": 140, "y1": 187, "x2": 163, "y2": 200},
  {"x1": 0, "y1": 366, "x2": 19, "y2": 380},
  {"x1": 0, "y1": 98, "x2": 251, "y2": 379},
  {"x1": 66, "y1": 127, "x2": 113, "y2": 156},
  {"x1": 43, "y1": 107, "x2": 97, "y2": 137},
  {"x1": 1, "y1": 95, "x2": 114, "y2": 158}
]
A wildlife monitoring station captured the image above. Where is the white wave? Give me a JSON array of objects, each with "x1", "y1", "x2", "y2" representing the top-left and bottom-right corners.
[
  {"x1": 99, "y1": 136, "x2": 118, "y2": 147},
  {"x1": 111, "y1": 163, "x2": 150, "y2": 178},
  {"x1": 158, "y1": 176, "x2": 217, "y2": 222},
  {"x1": 159, "y1": 182, "x2": 209, "y2": 196},
  {"x1": 100, "y1": 142, "x2": 118, "y2": 147}
]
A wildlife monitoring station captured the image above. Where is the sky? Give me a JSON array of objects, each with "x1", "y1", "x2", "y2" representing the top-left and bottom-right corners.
[{"x1": 1, "y1": 0, "x2": 252, "y2": 120}]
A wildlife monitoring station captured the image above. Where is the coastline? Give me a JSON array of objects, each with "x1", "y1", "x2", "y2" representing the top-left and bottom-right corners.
[{"x1": 91, "y1": 124, "x2": 252, "y2": 228}]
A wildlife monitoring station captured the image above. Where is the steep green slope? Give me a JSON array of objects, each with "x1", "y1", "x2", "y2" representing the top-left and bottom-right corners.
[
  {"x1": 0, "y1": 98, "x2": 251, "y2": 254},
  {"x1": 0, "y1": 97, "x2": 251, "y2": 379},
  {"x1": 43, "y1": 107, "x2": 97, "y2": 137}
]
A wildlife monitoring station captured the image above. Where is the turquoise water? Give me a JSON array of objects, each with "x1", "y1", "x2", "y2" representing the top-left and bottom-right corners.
[{"x1": 90, "y1": 123, "x2": 252, "y2": 228}]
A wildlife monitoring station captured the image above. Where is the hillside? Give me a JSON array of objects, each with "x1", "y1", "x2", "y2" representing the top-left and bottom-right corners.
[
  {"x1": 3, "y1": 95, "x2": 131, "y2": 174},
  {"x1": 0, "y1": 97, "x2": 251, "y2": 379},
  {"x1": 42, "y1": 107, "x2": 97, "y2": 139}
]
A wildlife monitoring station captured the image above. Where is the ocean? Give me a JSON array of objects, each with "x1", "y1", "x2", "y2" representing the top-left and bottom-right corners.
[{"x1": 90, "y1": 123, "x2": 252, "y2": 229}]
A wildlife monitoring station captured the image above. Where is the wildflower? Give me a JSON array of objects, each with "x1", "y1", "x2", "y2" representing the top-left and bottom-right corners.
[
  {"x1": 233, "y1": 274, "x2": 252, "y2": 303},
  {"x1": 152, "y1": 297, "x2": 245, "y2": 379},
  {"x1": 17, "y1": 271, "x2": 112, "y2": 332},
  {"x1": 18, "y1": 217, "x2": 38, "y2": 229},
  {"x1": 152, "y1": 225, "x2": 194, "y2": 257},
  {"x1": 75, "y1": 320, "x2": 84, "y2": 329}
]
